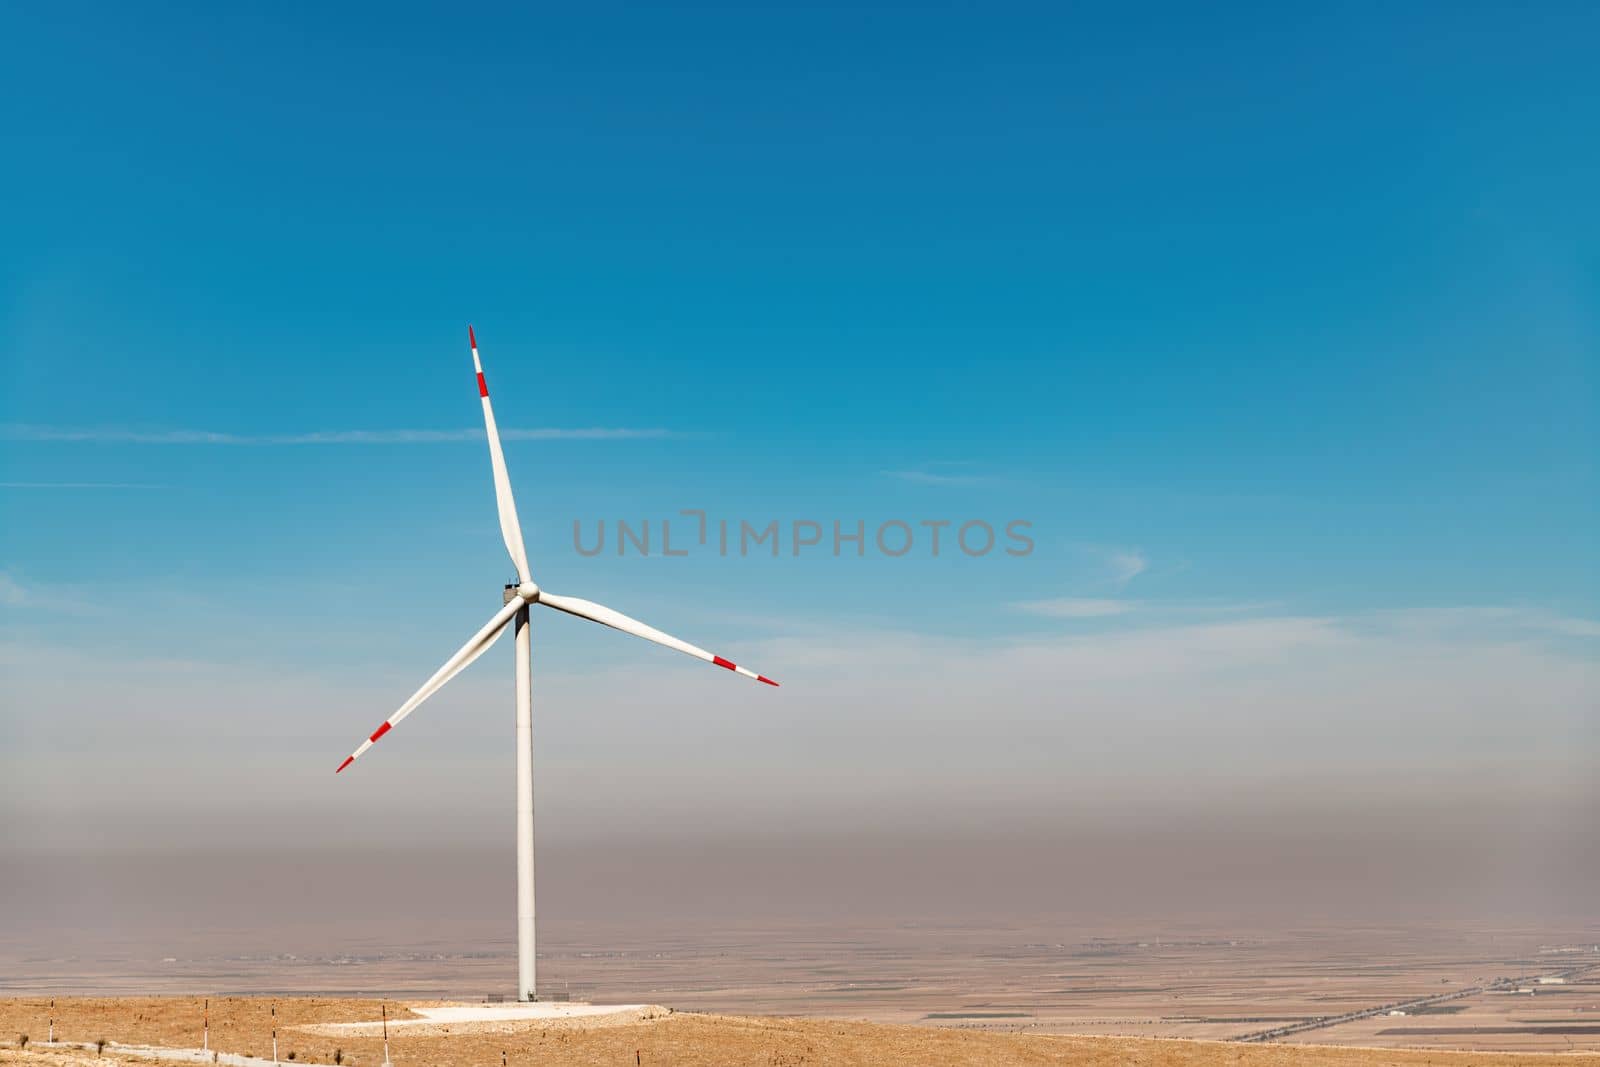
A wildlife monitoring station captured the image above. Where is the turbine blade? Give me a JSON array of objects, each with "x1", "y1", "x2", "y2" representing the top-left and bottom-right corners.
[
  {"x1": 471, "y1": 325, "x2": 532, "y2": 584},
  {"x1": 336, "y1": 598, "x2": 524, "y2": 773},
  {"x1": 538, "y1": 592, "x2": 778, "y2": 686}
]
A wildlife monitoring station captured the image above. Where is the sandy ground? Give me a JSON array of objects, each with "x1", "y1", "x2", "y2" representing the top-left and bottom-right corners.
[{"x1": 4, "y1": 998, "x2": 1600, "y2": 1067}]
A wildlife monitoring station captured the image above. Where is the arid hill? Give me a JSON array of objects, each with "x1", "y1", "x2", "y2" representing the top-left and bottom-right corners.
[{"x1": 4, "y1": 998, "x2": 1599, "y2": 1067}]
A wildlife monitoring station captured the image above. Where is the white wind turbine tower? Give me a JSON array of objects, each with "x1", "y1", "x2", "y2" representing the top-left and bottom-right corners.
[{"x1": 336, "y1": 326, "x2": 778, "y2": 1002}]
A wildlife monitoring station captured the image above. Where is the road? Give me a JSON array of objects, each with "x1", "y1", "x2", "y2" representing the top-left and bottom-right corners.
[{"x1": 1234, "y1": 962, "x2": 1598, "y2": 1044}]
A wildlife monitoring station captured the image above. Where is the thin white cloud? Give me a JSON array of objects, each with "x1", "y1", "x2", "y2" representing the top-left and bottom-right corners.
[
  {"x1": 1013, "y1": 597, "x2": 1274, "y2": 621},
  {"x1": 1011, "y1": 598, "x2": 1600, "y2": 642},
  {"x1": 882, "y1": 469, "x2": 989, "y2": 487},
  {"x1": 1013, "y1": 597, "x2": 1137, "y2": 618},
  {"x1": 1, "y1": 481, "x2": 170, "y2": 489},
  {"x1": 1367, "y1": 606, "x2": 1600, "y2": 640},
  {"x1": 1546, "y1": 616, "x2": 1600, "y2": 638},
  {"x1": 1108, "y1": 548, "x2": 1148, "y2": 585},
  {"x1": 0, "y1": 572, "x2": 102, "y2": 616},
  {"x1": 882, "y1": 461, "x2": 995, "y2": 488},
  {"x1": 0, "y1": 425, "x2": 673, "y2": 445}
]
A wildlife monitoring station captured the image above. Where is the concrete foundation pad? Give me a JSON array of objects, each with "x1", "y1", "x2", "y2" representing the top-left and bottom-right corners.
[{"x1": 301, "y1": 1001, "x2": 671, "y2": 1037}]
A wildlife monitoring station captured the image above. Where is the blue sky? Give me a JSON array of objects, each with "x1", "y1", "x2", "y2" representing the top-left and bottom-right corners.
[{"x1": 2, "y1": 3, "x2": 1595, "y2": 854}]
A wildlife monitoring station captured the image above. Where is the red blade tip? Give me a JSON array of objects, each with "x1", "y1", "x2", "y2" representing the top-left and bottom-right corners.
[
  {"x1": 468, "y1": 324, "x2": 477, "y2": 349},
  {"x1": 758, "y1": 675, "x2": 779, "y2": 687},
  {"x1": 336, "y1": 756, "x2": 354, "y2": 774}
]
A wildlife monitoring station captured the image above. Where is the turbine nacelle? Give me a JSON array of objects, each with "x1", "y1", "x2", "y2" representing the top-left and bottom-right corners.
[{"x1": 504, "y1": 581, "x2": 541, "y2": 605}]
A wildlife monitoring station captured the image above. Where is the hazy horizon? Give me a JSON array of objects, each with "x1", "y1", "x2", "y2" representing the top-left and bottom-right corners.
[{"x1": 5, "y1": 602, "x2": 1596, "y2": 932}]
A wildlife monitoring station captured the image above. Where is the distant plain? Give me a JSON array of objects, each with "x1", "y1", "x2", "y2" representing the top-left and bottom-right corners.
[{"x1": 5, "y1": 916, "x2": 1596, "y2": 1054}]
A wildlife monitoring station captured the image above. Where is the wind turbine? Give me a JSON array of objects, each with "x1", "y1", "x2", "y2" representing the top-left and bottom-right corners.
[{"x1": 336, "y1": 326, "x2": 778, "y2": 1002}]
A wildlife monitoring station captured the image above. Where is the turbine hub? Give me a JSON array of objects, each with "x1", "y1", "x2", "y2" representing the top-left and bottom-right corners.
[{"x1": 516, "y1": 581, "x2": 540, "y2": 602}]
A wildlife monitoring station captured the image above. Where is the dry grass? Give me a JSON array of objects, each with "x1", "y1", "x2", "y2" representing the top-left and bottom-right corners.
[{"x1": 4, "y1": 998, "x2": 1600, "y2": 1067}]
